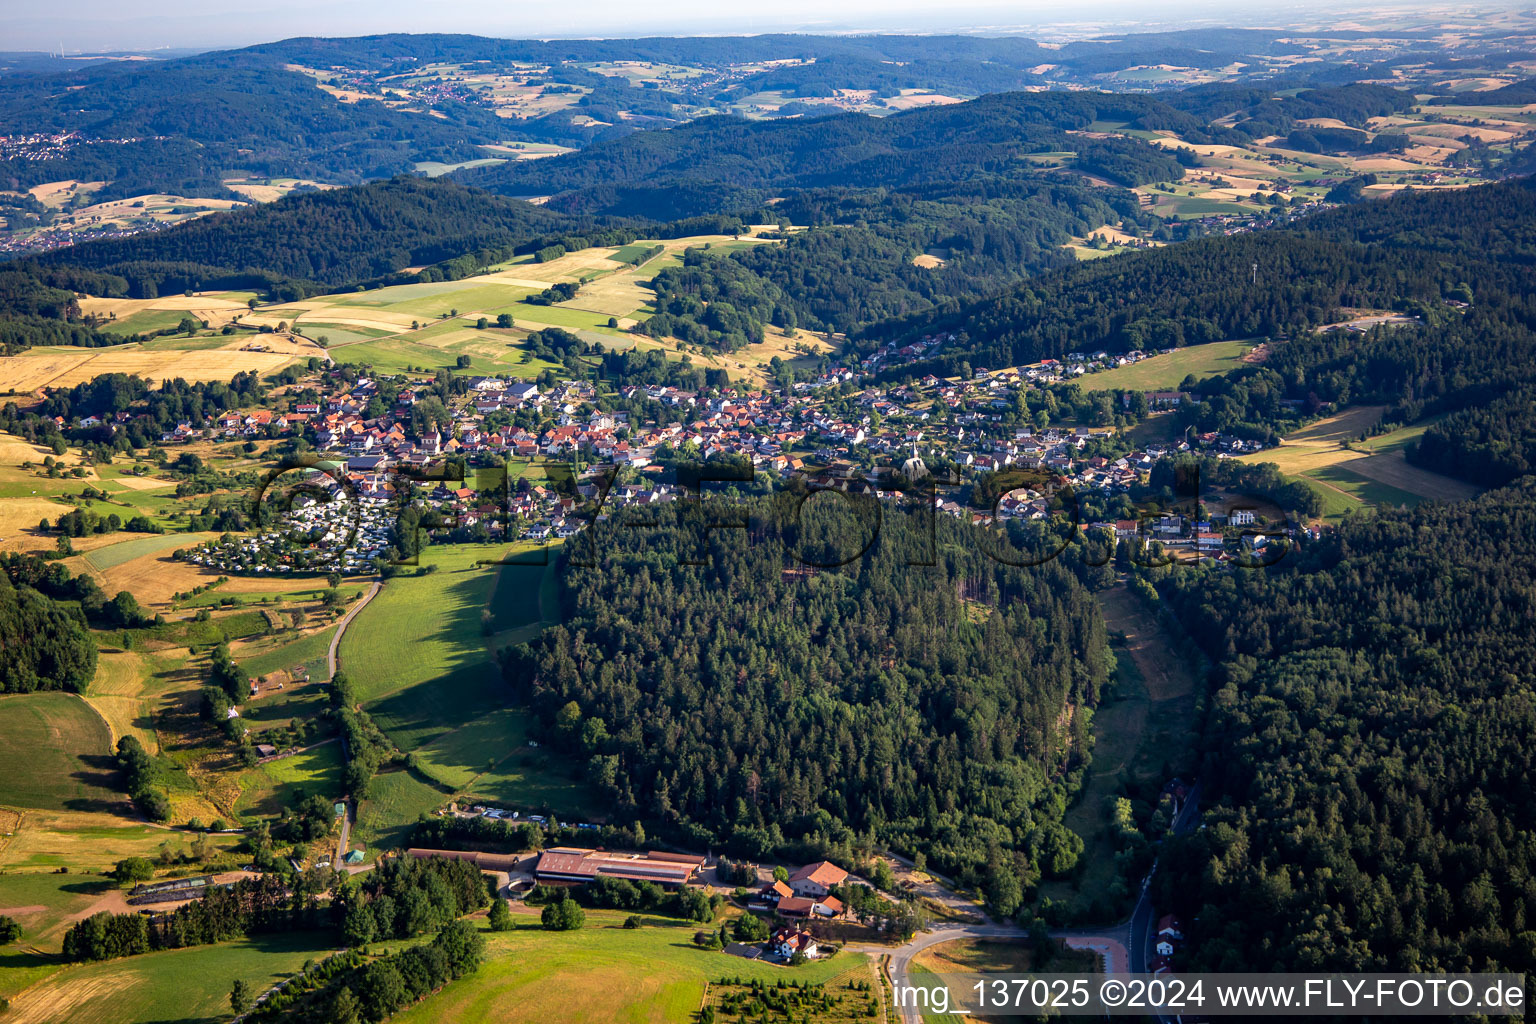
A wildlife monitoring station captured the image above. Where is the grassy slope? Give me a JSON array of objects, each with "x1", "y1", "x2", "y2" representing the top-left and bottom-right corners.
[
  {"x1": 0, "y1": 931, "x2": 338, "y2": 1024},
  {"x1": 1079, "y1": 340, "x2": 1252, "y2": 392},
  {"x1": 392, "y1": 912, "x2": 867, "y2": 1024},
  {"x1": 337, "y1": 543, "x2": 597, "y2": 834},
  {"x1": 0, "y1": 692, "x2": 121, "y2": 811}
]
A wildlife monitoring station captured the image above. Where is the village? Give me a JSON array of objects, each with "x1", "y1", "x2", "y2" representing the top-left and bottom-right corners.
[{"x1": 131, "y1": 349, "x2": 1293, "y2": 574}]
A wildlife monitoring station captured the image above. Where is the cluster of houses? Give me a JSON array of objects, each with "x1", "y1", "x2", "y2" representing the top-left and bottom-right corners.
[
  {"x1": 67, "y1": 341, "x2": 1301, "y2": 577},
  {"x1": 859, "y1": 330, "x2": 1170, "y2": 380}
]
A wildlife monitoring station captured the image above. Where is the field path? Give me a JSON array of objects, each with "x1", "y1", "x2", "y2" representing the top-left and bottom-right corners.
[
  {"x1": 327, "y1": 580, "x2": 382, "y2": 680},
  {"x1": 326, "y1": 579, "x2": 379, "y2": 865}
]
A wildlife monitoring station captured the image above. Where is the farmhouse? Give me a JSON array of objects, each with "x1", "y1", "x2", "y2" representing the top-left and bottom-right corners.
[
  {"x1": 787, "y1": 860, "x2": 848, "y2": 897},
  {"x1": 532, "y1": 847, "x2": 706, "y2": 887},
  {"x1": 777, "y1": 894, "x2": 845, "y2": 919}
]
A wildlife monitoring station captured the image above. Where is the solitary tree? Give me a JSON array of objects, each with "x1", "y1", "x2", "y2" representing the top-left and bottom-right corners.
[{"x1": 229, "y1": 978, "x2": 252, "y2": 1015}]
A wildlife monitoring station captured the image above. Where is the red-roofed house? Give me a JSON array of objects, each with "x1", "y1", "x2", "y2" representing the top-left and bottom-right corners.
[{"x1": 787, "y1": 860, "x2": 848, "y2": 898}]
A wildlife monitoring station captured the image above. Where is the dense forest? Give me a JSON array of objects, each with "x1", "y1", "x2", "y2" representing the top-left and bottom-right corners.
[
  {"x1": 1153, "y1": 482, "x2": 1536, "y2": 976},
  {"x1": 503, "y1": 494, "x2": 1106, "y2": 906},
  {"x1": 641, "y1": 181, "x2": 1140, "y2": 345},
  {"x1": 0, "y1": 61, "x2": 505, "y2": 198},
  {"x1": 461, "y1": 90, "x2": 1191, "y2": 210},
  {"x1": 29, "y1": 177, "x2": 581, "y2": 293},
  {"x1": 0, "y1": 572, "x2": 98, "y2": 693}
]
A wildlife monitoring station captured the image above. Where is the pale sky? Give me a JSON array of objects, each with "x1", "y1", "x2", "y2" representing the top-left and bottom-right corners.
[{"x1": 0, "y1": 0, "x2": 1428, "y2": 54}]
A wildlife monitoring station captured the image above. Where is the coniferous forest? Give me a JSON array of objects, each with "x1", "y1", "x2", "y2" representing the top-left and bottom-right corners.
[
  {"x1": 504, "y1": 495, "x2": 1105, "y2": 902},
  {"x1": 1153, "y1": 482, "x2": 1536, "y2": 975}
]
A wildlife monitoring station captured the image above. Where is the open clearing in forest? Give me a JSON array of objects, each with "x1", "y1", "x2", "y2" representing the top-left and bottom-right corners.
[
  {"x1": 1043, "y1": 586, "x2": 1199, "y2": 914},
  {"x1": 1081, "y1": 340, "x2": 1253, "y2": 392},
  {"x1": 1240, "y1": 407, "x2": 1481, "y2": 516}
]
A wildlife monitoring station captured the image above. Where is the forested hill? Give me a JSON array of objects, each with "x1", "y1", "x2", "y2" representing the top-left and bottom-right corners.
[
  {"x1": 504, "y1": 497, "x2": 1106, "y2": 898},
  {"x1": 1153, "y1": 480, "x2": 1536, "y2": 976},
  {"x1": 0, "y1": 62, "x2": 505, "y2": 200},
  {"x1": 857, "y1": 177, "x2": 1536, "y2": 375},
  {"x1": 458, "y1": 90, "x2": 1198, "y2": 216},
  {"x1": 25, "y1": 177, "x2": 589, "y2": 295},
  {"x1": 0, "y1": 571, "x2": 98, "y2": 693}
]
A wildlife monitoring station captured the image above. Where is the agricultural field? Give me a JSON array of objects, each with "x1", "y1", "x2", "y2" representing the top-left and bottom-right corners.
[
  {"x1": 1080, "y1": 340, "x2": 1254, "y2": 392},
  {"x1": 0, "y1": 336, "x2": 318, "y2": 392},
  {"x1": 412, "y1": 705, "x2": 599, "y2": 817},
  {"x1": 333, "y1": 542, "x2": 596, "y2": 831},
  {"x1": 0, "y1": 693, "x2": 123, "y2": 813},
  {"x1": 337, "y1": 544, "x2": 505, "y2": 709},
  {"x1": 86, "y1": 646, "x2": 195, "y2": 755},
  {"x1": 1, "y1": 190, "x2": 246, "y2": 253},
  {"x1": 216, "y1": 230, "x2": 789, "y2": 381},
  {"x1": 391, "y1": 912, "x2": 872, "y2": 1024},
  {"x1": 0, "y1": 930, "x2": 339, "y2": 1024},
  {"x1": 80, "y1": 532, "x2": 198, "y2": 572},
  {"x1": 1239, "y1": 407, "x2": 1482, "y2": 518},
  {"x1": 1127, "y1": 95, "x2": 1536, "y2": 219}
]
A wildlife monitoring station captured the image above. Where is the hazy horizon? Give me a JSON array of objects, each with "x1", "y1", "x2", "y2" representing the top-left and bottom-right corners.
[{"x1": 1, "y1": 0, "x2": 1514, "y2": 55}]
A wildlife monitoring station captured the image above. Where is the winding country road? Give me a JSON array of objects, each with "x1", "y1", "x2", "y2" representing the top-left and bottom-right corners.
[
  {"x1": 872, "y1": 782, "x2": 1204, "y2": 1023},
  {"x1": 873, "y1": 922, "x2": 1030, "y2": 1024}
]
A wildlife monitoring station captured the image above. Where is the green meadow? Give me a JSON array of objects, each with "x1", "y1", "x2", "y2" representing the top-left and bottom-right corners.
[
  {"x1": 335, "y1": 543, "x2": 592, "y2": 827},
  {"x1": 392, "y1": 912, "x2": 870, "y2": 1024},
  {"x1": 82, "y1": 532, "x2": 197, "y2": 572},
  {"x1": 0, "y1": 693, "x2": 119, "y2": 811},
  {"x1": 1081, "y1": 340, "x2": 1252, "y2": 392},
  {"x1": 235, "y1": 623, "x2": 339, "y2": 679},
  {"x1": 235, "y1": 742, "x2": 344, "y2": 817},
  {"x1": 354, "y1": 769, "x2": 447, "y2": 849},
  {"x1": 1, "y1": 931, "x2": 338, "y2": 1024}
]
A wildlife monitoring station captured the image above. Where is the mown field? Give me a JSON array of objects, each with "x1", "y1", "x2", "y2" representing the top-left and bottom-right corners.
[
  {"x1": 354, "y1": 769, "x2": 446, "y2": 849},
  {"x1": 335, "y1": 542, "x2": 597, "y2": 830},
  {"x1": 1080, "y1": 340, "x2": 1253, "y2": 392},
  {"x1": 0, "y1": 692, "x2": 121, "y2": 812},
  {"x1": 337, "y1": 545, "x2": 504, "y2": 713},
  {"x1": 1239, "y1": 406, "x2": 1482, "y2": 518},
  {"x1": 234, "y1": 742, "x2": 344, "y2": 818},
  {"x1": 0, "y1": 931, "x2": 339, "y2": 1024},
  {"x1": 391, "y1": 912, "x2": 870, "y2": 1024},
  {"x1": 82, "y1": 532, "x2": 197, "y2": 572}
]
